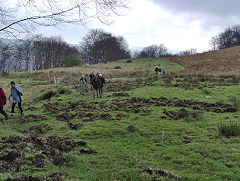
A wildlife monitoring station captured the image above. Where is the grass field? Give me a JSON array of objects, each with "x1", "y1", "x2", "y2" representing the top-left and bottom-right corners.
[{"x1": 1, "y1": 57, "x2": 240, "y2": 180}]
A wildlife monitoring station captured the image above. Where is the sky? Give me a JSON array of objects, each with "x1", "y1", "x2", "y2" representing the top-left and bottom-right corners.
[{"x1": 36, "y1": 0, "x2": 240, "y2": 53}]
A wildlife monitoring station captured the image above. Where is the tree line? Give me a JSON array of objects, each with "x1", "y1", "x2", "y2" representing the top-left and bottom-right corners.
[
  {"x1": 0, "y1": 35, "x2": 79, "y2": 73},
  {"x1": 0, "y1": 28, "x2": 199, "y2": 73},
  {"x1": 210, "y1": 25, "x2": 240, "y2": 50}
]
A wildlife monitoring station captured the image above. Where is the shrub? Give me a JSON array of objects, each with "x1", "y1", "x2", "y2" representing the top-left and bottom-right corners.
[
  {"x1": 126, "y1": 59, "x2": 133, "y2": 63},
  {"x1": 218, "y1": 122, "x2": 240, "y2": 137},
  {"x1": 63, "y1": 54, "x2": 83, "y2": 67}
]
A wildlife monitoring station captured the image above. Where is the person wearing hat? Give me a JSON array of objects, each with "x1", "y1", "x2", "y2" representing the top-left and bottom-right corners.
[{"x1": 0, "y1": 87, "x2": 8, "y2": 120}]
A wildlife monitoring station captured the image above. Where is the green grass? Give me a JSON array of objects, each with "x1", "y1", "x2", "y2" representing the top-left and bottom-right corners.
[{"x1": 1, "y1": 58, "x2": 240, "y2": 180}]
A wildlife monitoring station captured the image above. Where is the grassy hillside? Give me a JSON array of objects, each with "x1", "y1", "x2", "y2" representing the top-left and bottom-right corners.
[
  {"x1": 171, "y1": 45, "x2": 240, "y2": 76},
  {"x1": 1, "y1": 57, "x2": 240, "y2": 180}
]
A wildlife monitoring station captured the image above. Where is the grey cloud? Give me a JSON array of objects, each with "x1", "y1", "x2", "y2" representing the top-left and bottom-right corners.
[{"x1": 150, "y1": 0, "x2": 240, "y2": 29}]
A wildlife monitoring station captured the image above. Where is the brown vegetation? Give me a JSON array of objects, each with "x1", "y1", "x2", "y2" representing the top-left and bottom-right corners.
[{"x1": 171, "y1": 46, "x2": 240, "y2": 76}]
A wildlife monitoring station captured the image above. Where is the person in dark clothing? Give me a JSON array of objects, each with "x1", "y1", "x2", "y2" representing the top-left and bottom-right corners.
[
  {"x1": 158, "y1": 67, "x2": 162, "y2": 75},
  {"x1": 0, "y1": 87, "x2": 8, "y2": 120},
  {"x1": 80, "y1": 75, "x2": 88, "y2": 91},
  {"x1": 9, "y1": 81, "x2": 24, "y2": 118},
  {"x1": 155, "y1": 66, "x2": 159, "y2": 75},
  {"x1": 89, "y1": 71, "x2": 95, "y2": 85},
  {"x1": 91, "y1": 74, "x2": 101, "y2": 98},
  {"x1": 99, "y1": 73, "x2": 105, "y2": 98}
]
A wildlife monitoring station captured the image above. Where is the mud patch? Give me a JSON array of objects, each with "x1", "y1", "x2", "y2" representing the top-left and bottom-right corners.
[
  {"x1": 0, "y1": 135, "x2": 88, "y2": 173},
  {"x1": 23, "y1": 124, "x2": 53, "y2": 135},
  {"x1": 56, "y1": 112, "x2": 76, "y2": 122},
  {"x1": 20, "y1": 114, "x2": 47, "y2": 123},
  {"x1": 80, "y1": 149, "x2": 98, "y2": 154},
  {"x1": 162, "y1": 108, "x2": 203, "y2": 121},
  {"x1": 112, "y1": 93, "x2": 129, "y2": 97},
  {"x1": 5, "y1": 172, "x2": 66, "y2": 181},
  {"x1": 68, "y1": 122, "x2": 83, "y2": 130}
]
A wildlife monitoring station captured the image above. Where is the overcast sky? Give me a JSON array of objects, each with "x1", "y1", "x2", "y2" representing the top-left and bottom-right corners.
[{"x1": 36, "y1": 0, "x2": 240, "y2": 53}]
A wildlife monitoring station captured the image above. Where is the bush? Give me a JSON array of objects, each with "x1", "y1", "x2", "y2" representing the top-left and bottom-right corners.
[
  {"x1": 63, "y1": 54, "x2": 83, "y2": 67},
  {"x1": 126, "y1": 59, "x2": 132, "y2": 63},
  {"x1": 218, "y1": 122, "x2": 240, "y2": 137}
]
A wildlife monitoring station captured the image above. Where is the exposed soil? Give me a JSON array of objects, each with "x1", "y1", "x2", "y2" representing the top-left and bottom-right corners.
[
  {"x1": 68, "y1": 122, "x2": 83, "y2": 130},
  {"x1": 23, "y1": 124, "x2": 53, "y2": 135},
  {"x1": 161, "y1": 108, "x2": 202, "y2": 121},
  {"x1": 42, "y1": 95, "x2": 237, "y2": 126},
  {"x1": 5, "y1": 172, "x2": 65, "y2": 181},
  {"x1": 0, "y1": 135, "x2": 88, "y2": 173},
  {"x1": 80, "y1": 149, "x2": 98, "y2": 154},
  {"x1": 20, "y1": 114, "x2": 47, "y2": 123}
]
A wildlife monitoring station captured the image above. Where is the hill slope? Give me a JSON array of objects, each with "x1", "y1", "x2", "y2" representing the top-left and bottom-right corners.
[
  {"x1": 1, "y1": 58, "x2": 240, "y2": 180},
  {"x1": 171, "y1": 46, "x2": 240, "y2": 76}
]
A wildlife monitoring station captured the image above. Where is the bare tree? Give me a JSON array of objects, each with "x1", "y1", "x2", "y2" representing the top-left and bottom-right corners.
[
  {"x1": 0, "y1": 43, "x2": 11, "y2": 72},
  {"x1": 210, "y1": 25, "x2": 240, "y2": 50},
  {"x1": 178, "y1": 48, "x2": 197, "y2": 56},
  {"x1": 0, "y1": 0, "x2": 130, "y2": 37},
  {"x1": 210, "y1": 35, "x2": 218, "y2": 51},
  {"x1": 137, "y1": 44, "x2": 168, "y2": 58},
  {"x1": 80, "y1": 29, "x2": 130, "y2": 64}
]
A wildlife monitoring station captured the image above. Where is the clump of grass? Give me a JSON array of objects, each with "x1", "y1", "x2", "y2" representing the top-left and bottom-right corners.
[
  {"x1": 202, "y1": 88, "x2": 211, "y2": 95},
  {"x1": 229, "y1": 96, "x2": 240, "y2": 107},
  {"x1": 218, "y1": 122, "x2": 240, "y2": 137}
]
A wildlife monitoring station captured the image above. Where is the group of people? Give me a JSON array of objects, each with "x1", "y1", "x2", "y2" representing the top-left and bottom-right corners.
[
  {"x1": 155, "y1": 66, "x2": 166, "y2": 76},
  {"x1": 80, "y1": 71, "x2": 106, "y2": 98},
  {"x1": 0, "y1": 81, "x2": 24, "y2": 120}
]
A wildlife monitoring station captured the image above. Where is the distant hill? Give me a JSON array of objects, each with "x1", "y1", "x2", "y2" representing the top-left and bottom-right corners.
[{"x1": 170, "y1": 46, "x2": 240, "y2": 76}]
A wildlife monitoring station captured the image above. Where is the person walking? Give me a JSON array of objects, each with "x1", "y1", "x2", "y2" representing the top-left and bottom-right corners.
[
  {"x1": 80, "y1": 75, "x2": 88, "y2": 91},
  {"x1": 9, "y1": 81, "x2": 24, "y2": 118},
  {"x1": 0, "y1": 87, "x2": 8, "y2": 120},
  {"x1": 99, "y1": 73, "x2": 106, "y2": 98},
  {"x1": 158, "y1": 67, "x2": 162, "y2": 75},
  {"x1": 163, "y1": 67, "x2": 166, "y2": 75},
  {"x1": 91, "y1": 74, "x2": 101, "y2": 98},
  {"x1": 155, "y1": 66, "x2": 159, "y2": 75},
  {"x1": 89, "y1": 71, "x2": 95, "y2": 85}
]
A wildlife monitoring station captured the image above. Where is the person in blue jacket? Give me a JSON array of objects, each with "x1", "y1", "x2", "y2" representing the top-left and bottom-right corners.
[{"x1": 9, "y1": 81, "x2": 24, "y2": 118}]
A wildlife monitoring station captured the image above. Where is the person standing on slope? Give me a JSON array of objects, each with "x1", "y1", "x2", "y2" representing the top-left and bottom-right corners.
[
  {"x1": 0, "y1": 87, "x2": 8, "y2": 120},
  {"x1": 9, "y1": 81, "x2": 24, "y2": 118},
  {"x1": 99, "y1": 73, "x2": 106, "y2": 98}
]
